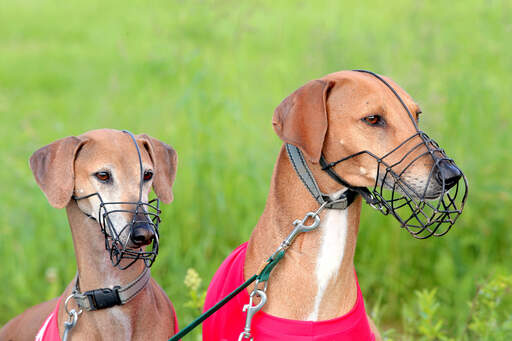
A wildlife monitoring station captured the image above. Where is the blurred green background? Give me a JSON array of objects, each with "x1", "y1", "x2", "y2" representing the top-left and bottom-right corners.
[{"x1": 0, "y1": 0, "x2": 510, "y2": 339}]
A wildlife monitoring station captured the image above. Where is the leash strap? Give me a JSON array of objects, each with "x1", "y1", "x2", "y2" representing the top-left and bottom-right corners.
[
  {"x1": 286, "y1": 144, "x2": 358, "y2": 209},
  {"x1": 168, "y1": 251, "x2": 288, "y2": 341},
  {"x1": 169, "y1": 275, "x2": 258, "y2": 341},
  {"x1": 72, "y1": 267, "x2": 151, "y2": 311},
  {"x1": 170, "y1": 145, "x2": 357, "y2": 340},
  {"x1": 168, "y1": 211, "x2": 318, "y2": 341}
]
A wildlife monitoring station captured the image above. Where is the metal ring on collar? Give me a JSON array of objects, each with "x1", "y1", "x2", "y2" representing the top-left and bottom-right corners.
[{"x1": 64, "y1": 294, "x2": 83, "y2": 317}]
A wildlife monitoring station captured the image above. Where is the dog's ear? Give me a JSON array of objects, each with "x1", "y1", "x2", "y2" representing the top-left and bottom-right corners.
[
  {"x1": 272, "y1": 79, "x2": 335, "y2": 163},
  {"x1": 30, "y1": 136, "x2": 89, "y2": 208},
  {"x1": 137, "y1": 134, "x2": 178, "y2": 203}
]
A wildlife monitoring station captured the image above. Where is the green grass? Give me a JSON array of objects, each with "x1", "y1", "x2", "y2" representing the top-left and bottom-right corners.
[{"x1": 0, "y1": 0, "x2": 510, "y2": 339}]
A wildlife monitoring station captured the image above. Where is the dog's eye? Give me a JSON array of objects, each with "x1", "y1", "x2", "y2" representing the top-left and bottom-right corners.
[
  {"x1": 362, "y1": 115, "x2": 384, "y2": 126},
  {"x1": 94, "y1": 171, "x2": 111, "y2": 183},
  {"x1": 143, "y1": 170, "x2": 153, "y2": 181}
]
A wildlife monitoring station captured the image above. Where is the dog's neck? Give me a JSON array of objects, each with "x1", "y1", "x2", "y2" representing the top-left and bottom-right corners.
[
  {"x1": 245, "y1": 146, "x2": 362, "y2": 321},
  {"x1": 61, "y1": 201, "x2": 148, "y2": 340},
  {"x1": 65, "y1": 201, "x2": 146, "y2": 290}
]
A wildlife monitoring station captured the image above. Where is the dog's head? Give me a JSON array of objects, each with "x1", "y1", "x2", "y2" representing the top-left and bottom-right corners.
[
  {"x1": 30, "y1": 129, "x2": 177, "y2": 265},
  {"x1": 273, "y1": 70, "x2": 466, "y2": 237}
]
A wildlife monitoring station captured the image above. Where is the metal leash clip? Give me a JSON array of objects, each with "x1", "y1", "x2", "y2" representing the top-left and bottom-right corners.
[
  {"x1": 275, "y1": 202, "x2": 327, "y2": 256},
  {"x1": 238, "y1": 289, "x2": 267, "y2": 341},
  {"x1": 62, "y1": 294, "x2": 83, "y2": 341},
  {"x1": 238, "y1": 202, "x2": 327, "y2": 339}
]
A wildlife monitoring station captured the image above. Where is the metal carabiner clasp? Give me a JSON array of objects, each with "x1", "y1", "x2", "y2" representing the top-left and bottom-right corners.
[
  {"x1": 238, "y1": 289, "x2": 267, "y2": 341},
  {"x1": 294, "y1": 211, "x2": 322, "y2": 232},
  {"x1": 62, "y1": 309, "x2": 78, "y2": 341},
  {"x1": 281, "y1": 211, "x2": 321, "y2": 249}
]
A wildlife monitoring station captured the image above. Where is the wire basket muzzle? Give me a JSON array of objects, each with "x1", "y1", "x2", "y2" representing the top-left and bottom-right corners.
[
  {"x1": 99, "y1": 198, "x2": 161, "y2": 269},
  {"x1": 370, "y1": 132, "x2": 468, "y2": 239}
]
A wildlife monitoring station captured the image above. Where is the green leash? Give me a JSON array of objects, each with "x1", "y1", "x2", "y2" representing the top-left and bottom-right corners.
[
  {"x1": 168, "y1": 251, "x2": 285, "y2": 341},
  {"x1": 168, "y1": 274, "x2": 257, "y2": 341},
  {"x1": 169, "y1": 203, "x2": 325, "y2": 341}
]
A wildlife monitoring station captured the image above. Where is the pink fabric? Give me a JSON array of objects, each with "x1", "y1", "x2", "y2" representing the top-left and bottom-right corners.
[
  {"x1": 35, "y1": 298, "x2": 61, "y2": 341},
  {"x1": 203, "y1": 242, "x2": 375, "y2": 341},
  {"x1": 172, "y1": 303, "x2": 180, "y2": 334}
]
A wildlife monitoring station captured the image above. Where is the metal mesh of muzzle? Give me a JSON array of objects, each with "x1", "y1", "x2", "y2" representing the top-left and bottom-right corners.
[
  {"x1": 99, "y1": 197, "x2": 161, "y2": 269},
  {"x1": 367, "y1": 132, "x2": 467, "y2": 238},
  {"x1": 321, "y1": 70, "x2": 468, "y2": 238}
]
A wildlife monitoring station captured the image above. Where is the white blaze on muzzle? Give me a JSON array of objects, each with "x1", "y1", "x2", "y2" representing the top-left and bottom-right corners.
[{"x1": 73, "y1": 131, "x2": 161, "y2": 269}]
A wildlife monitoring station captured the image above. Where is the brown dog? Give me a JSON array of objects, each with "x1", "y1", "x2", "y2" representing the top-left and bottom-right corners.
[
  {"x1": 204, "y1": 70, "x2": 465, "y2": 340},
  {"x1": 0, "y1": 129, "x2": 178, "y2": 341}
]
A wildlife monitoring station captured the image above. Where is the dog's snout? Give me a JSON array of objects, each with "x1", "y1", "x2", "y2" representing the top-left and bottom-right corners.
[
  {"x1": 130, "y1": 221, "x2": 155, "y2": 246},
  {"x1": 436, "y1": 160, "x2": 462, "y2": 190}
]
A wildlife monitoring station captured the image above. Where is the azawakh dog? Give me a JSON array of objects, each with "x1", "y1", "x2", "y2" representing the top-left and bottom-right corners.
[
  {"x1": 0, "y1": 129, "x2": 178, "y2": 341},
  {"x1": 203, "y1": 70, "x2": 465, "y2": 341}
]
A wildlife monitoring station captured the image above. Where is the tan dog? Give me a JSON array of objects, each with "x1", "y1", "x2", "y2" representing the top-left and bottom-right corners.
[
  {"x1": 242, "y1": 71, "x2": 438, "y2": 339},
  {"x1": 0, "y1": 129, "x2": 178, "y2": 341},
  {"x1": 202, "y1": 70, "x2": 467, "y2": 340}
]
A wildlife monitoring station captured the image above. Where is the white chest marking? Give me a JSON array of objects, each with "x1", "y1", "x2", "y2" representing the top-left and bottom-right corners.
[
  {"x1": 307, "y1": 207, "x2": 348, "y2": 321},
  {"x1": 109, "y1": 307, "x2": 132, "y2": 340}
]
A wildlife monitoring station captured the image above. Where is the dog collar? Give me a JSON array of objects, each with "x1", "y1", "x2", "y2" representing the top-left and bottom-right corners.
[
  {"x1": 71, "y1": 267, "x2": 150, "y2": 311},
  {"x1": 286, "y1": 143, "x2": 361, "y2": 209}
]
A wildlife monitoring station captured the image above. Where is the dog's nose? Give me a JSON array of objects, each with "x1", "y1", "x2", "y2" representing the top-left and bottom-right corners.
[
  {"x1": 436, "y1": 160, "x2": 462, "y2": 190},
  {"x1": 130, "y1": 222, "x2": 155, "y2": 247}
]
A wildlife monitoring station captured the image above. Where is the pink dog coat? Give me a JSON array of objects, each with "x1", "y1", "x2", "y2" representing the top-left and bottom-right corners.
[
  {"x1": 35, "y1": 298, "x2": 61, "y2": 341},
  {"x1": 203, "y1": 242, "x2": 375, "y2": 341}
]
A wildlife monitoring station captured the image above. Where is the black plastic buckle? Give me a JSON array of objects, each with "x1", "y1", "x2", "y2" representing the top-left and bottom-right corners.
[{"x1": 85, "y1": 286, "x2": 122, "y2": 310}]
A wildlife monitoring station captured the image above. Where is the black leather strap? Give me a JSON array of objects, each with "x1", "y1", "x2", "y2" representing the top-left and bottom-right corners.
[{"x1": 319, "y1": 155, "x2": 379, "y2": 206}]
